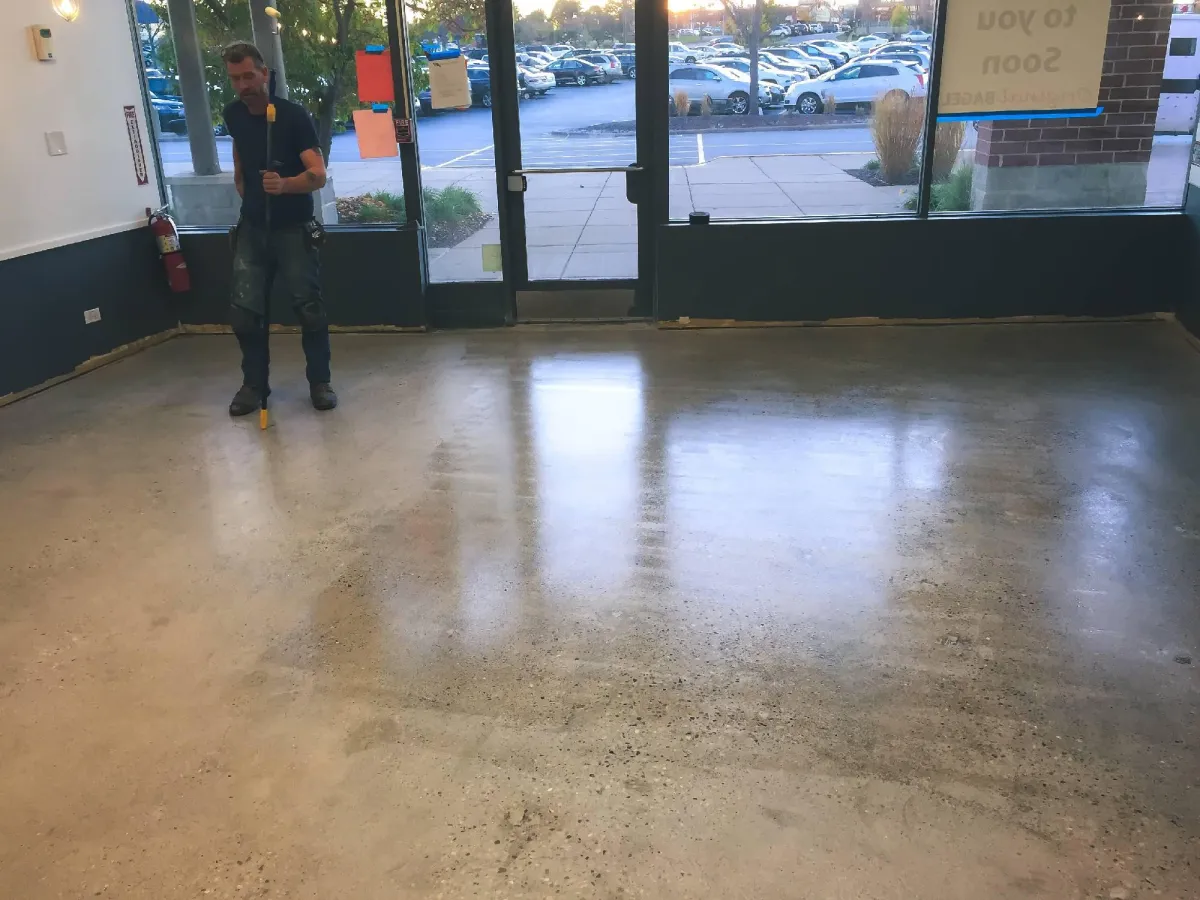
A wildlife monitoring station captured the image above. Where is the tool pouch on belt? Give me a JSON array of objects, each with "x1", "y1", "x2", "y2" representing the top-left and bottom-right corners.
[{"x1": 304, "y1": 218, "x2": 325, "y2": 251}]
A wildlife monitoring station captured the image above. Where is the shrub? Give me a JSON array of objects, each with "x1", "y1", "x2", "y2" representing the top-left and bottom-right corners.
[
  {"x1": 823, "y1": 92, "x2": 837, "y2": 117},
  {"x1": 901, "y1": 165, "x2": 975, "y2": 211},
  {"x1": 700, "y1": 94, "x2": 713, "y2": 117},
  {"x1": 673, "y1": 88, "x2": 691, "y2": 116},
  {"x1": 931, "y1": 165, "x2": 973, "y2": 211},
  {"x1": 336, "y1": 186, "x2": 483, "y2": 226},
  {"x1": 425, "y1": 184, "x2": 483, "y2": 222},
  {"x1": 870, "y1": 91, "x2": 924, "y2": 184},
  {"x1": 932, "y1": 121, "x2": 967, "y2": 182},
  {"x1": 864, "y1": 158, "x2": 881, "y2": 172}
]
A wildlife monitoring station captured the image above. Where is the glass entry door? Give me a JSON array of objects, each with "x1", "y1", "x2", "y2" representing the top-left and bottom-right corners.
[{"x1": 486, "y1": 0, "x2": 654, "y2": 320}]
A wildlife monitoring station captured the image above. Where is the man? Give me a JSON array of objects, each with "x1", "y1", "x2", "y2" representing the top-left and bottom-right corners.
[{"x1": 221, "y1": 41, "x2": 337, "y2": 416}]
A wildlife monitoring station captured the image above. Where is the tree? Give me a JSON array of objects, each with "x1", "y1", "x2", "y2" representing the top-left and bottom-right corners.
[
  {"x1": 717, "y1": 0, "x2": 766, "y2": 115},
  {"x1": 515, "y1": 9, "x2": 551, "y2": 44},
  {"x1": 549, "y1": 0, "x2": 581, "y2": 31},
  {"x1": 890, "y1": 4, "x2": 909, "y2": 31},
  {"x1": 150, "y1": 0, "x2": 388, "y2": 161},
  {"x1": 405, "y1": 0, "x2": 485, "y2": 44}
]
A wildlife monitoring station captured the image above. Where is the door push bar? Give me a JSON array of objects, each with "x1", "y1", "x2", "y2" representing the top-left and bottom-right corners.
[{"x1": 508, "y1": 165, "x2": 648, "y2": 205}]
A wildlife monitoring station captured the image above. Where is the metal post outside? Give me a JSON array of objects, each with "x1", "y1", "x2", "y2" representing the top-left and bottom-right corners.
[
  {"x1": 165, "y1": 0, "x2": 221, "y2": 175},
  {"x1": 249, "y1": 0, "x2": 288, "y2": 99}
]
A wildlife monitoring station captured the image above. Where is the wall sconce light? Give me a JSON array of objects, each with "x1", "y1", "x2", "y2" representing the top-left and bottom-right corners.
[{"x1": 52, "y1": 0, "x2": 80, "y2": 21}]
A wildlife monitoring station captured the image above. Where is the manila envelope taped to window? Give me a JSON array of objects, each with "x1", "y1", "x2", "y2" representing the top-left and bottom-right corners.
[{"x1": 429, "y1": 56, "x2": 470, "y2": 109}]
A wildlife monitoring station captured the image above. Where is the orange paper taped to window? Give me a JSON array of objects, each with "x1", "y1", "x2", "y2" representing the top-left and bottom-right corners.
[
  {"x1": 352, "y1": 109, "x2": 399, "y2": 159},
  {"x1": 356, "y1": 49, "x2": 394, "y2": 103}
]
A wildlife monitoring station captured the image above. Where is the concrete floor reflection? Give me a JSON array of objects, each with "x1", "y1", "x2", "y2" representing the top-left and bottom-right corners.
[{"x1": 1, "y1": 324, "x2": 1199, "y2": 898}]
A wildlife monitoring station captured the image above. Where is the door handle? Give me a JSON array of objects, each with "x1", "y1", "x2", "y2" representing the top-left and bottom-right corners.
[{"x1": 513, "y1": 165, "x2": 643, "y2": 175}]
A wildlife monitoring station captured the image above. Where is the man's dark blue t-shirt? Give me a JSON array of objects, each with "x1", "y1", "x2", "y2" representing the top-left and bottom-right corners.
[{"x1": 223, "y1": 97, "x2": 320, "y2": 227}]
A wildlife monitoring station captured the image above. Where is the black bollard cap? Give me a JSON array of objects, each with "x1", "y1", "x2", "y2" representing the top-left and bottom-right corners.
[{"x1": 688, "y1": 211, "x2": 710, "y2": 225}]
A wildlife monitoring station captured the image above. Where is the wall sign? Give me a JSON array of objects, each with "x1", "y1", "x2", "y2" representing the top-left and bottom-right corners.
[
  {"x1": 937, "y1": 1, "x2": 1111, "y2": 117},
  {"x1": 124, "y1": 105, "x2": 149, "y2": 186}
]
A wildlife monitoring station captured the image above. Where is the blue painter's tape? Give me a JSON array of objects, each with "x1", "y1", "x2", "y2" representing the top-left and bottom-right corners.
[
  {"x1": 372, "y1": 102, "x2": 390, "y2": 112},
  {"x1": 364, "y1": 44, "x2": 386, "y2": 53},
  {"x1": 937, "y1": 106, "x2": 1104, "y2": 122},
  {"x1": 426, "y1": 49, "x2": 462, "y2": 60}
]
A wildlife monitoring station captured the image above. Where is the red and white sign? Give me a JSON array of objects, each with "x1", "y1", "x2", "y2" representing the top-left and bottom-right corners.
[{"x1": 124, "y1": 105, "x2": 149, "y2": 186}]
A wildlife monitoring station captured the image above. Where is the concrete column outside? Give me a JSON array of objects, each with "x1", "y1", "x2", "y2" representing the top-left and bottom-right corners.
[
  {"x1": 249, "y1": 0, "x2": 289, "y2": 99},
  {"x1": 165, "y1": 0, "x2": 220, "y2": 175}
]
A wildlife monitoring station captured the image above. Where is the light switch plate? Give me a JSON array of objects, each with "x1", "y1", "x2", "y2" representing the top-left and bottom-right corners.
[
  {"x1": 45, "y1": 131, "x2": 67, "y2": 156},
  {"x1": 84, "y1": 308, "x2": 101, "y2": 324}
]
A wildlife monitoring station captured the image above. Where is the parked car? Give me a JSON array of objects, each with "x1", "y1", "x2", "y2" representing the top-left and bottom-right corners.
[
  {"x1": 418, "y1": 65, "x2": 493, "y2": 113},
  {"x1": 549, "y1": 44, "x2": 575, "y2": 57},
  {"x1": 576, "y1": 52, "x2": 623, "y2": 82},
  {"x1": 721, "y1": 50, "x2": 810, "y2": 72},
  {"x1": 522, "y1": 44, "x2": 552, "y2": 55},
  {"x1": 149, "y1": 91, "x2": 187, "y2": 133},
  {"x1": 669, "y1": 63, "x2": 782, "y2": 114},
  {"x1": 806, "y1": 39, "x2": 854, "y2": 63},
  {"x1": 769, "y1": 25, "x2": 791, "y2": 37},
  {"x1": 713, "y1": 57, "x2": 805, "y2": 89},
  {"x1": 867, "y1": 47, "x2": 931, "y2": 70},
  {"x1": 711, "y1": 35, "x2": 738, "y2": 44},
  {"x1": 768, "y1": 44, "x2": 833, "y2": 73},
  {"x1": 759, "y1": 50, "x2": 821, "y2": 78},
  {"x1": 616, "y1": 52, "x2": 637, "y2": 79},
  {"x1": 791, "y1": 22, "x2": 810, "y2": 34},
  {"x1": 669, "y1": 41, "x2": 703, "y2": 63},
  {"x1": 903, "y1": 29, "x2": 933, "y2": 42},
  {"x1": 611, "y1": 42, "x2": 636, "y2": 52},
  {"x1": 518, "y1": 65, "x2": 555, "y2": 97},
  {"x1": 852, "y1": 34, "x2": 889, "y2": 53},
  {"x1": 796, "y1": 41, "x2": 845, "y2": 68},
  {"x1": 787, "y1": 60, "x2": 925, "y2": 114},
  {"x1": 544, "y1": 57, "x2": 607, "y2": 85}
]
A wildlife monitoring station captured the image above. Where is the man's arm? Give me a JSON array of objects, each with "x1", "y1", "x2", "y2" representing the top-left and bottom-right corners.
[
  {"x1": 262, "y1": 148, "x2": 326, "y2": 195},
  {"x1": 232, "y1": 143, "x2": 244, "y2": 198}
]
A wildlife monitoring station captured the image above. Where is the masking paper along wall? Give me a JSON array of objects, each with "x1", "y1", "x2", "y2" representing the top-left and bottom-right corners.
[{"x1": 0, "y1": 0, "x2": 161, "y2": 260}]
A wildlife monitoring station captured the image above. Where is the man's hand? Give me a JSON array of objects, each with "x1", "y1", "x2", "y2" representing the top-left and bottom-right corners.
[{"x1": 261, "y1": 170, "x2": 286, "y2": 195}]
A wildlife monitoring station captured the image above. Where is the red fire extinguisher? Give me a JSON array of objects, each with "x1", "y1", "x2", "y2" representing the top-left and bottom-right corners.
[{"x1": 149, "y1": 206, "x2": 191, "y2": 293}]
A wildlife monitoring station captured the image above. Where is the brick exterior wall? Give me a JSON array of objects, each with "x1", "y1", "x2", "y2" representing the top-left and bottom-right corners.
[{"x1": 973, "y1": 1, "x2": 1171, "y2": 171}]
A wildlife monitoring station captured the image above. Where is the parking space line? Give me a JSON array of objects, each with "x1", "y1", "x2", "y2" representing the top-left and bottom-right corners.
[
  {"x1": 696, "y1": 134, "x2": 705, "y2": 165},
  {"x1": 432, "y1": 144, "x2": 494, "y2": 169}
]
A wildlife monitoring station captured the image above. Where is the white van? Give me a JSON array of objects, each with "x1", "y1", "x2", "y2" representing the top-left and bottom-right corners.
[{"x1": 1156, "y1": 13, "x2": 1200, "y2": 133}]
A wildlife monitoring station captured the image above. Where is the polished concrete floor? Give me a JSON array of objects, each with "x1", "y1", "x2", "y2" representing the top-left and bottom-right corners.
[{"x1": 1, "y1": 324, "x2": 1199, "y2": 899}]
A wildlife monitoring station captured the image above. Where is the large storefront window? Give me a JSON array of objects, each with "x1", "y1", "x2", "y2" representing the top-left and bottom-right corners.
[
  {"x1": 928, "y1": 0, "x2": 1188, "y2": 213},
  {"x1": 667, "y1": 7, "x2": 932, "y2": 220},
  {"x1": 136, "y1": 0, "x2": 408, "y2": 227},
  {"x1": 668, "y1": 0, "x2": 1191, "y2": 221}
]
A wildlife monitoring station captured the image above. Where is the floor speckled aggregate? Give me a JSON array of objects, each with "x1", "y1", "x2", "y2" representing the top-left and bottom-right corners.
[{"x1": 1, "y1": 323, "x2": 1197, "y2": 899}]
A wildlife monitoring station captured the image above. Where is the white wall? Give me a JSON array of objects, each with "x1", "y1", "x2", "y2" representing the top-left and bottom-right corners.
[{"x1": 0, "y1": 0, "x2": 161, "y2": 261}]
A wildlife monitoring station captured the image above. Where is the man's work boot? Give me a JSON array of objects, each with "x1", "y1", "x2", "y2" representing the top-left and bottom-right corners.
[
  {"x1": 229, "y1": 383, "x2": 263, "y2": 417},
  {"x1": 310, "y1": 382, "x2": 338, "y2": 411}
]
